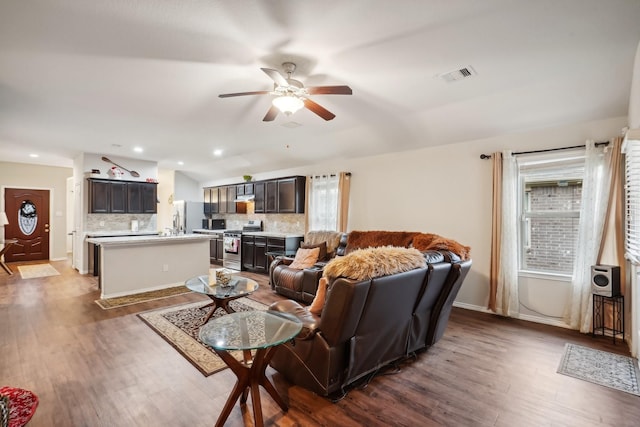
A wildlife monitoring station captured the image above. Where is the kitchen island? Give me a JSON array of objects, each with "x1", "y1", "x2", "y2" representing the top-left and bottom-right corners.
[{"x1": 86, "y1": 233, "x2": 211, "y2": 299}]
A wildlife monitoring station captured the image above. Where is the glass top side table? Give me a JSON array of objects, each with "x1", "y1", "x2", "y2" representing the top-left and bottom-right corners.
[
  {"x1": 185, "y1": 274, "x2": 259, "y2": 324},
  {"x1": 199, "y1": 310, "x2": 302, "y2": 427}
]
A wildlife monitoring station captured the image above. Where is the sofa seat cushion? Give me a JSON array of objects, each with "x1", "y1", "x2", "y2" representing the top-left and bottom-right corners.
[
  {"x1": 323, "y1": 246, "x2": 426, "y2": 282},
  {"x1": 289, "y1": 247, "x2": 320, "y2": 269}
]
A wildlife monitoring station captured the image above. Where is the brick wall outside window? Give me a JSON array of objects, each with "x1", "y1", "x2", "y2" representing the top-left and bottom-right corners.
[{"x1": 523, "y1": 184, "x2": 581, "y2": 274}]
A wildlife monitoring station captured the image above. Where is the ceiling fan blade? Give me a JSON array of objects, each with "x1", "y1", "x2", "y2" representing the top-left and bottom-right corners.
[
  {"x1": 306, "y1": 85, "x2": 353, "y2": 95},
  {"x1": 263, "y1": 105, "x2": 279, "y2": 122},
  {"x1": 303, "y1": 99, "x2": 336, "y2": 121},
  {"x1": 218, "y1": 91, "x2": 271, "y2": 98},
  {"x1": 261, "y1": 68, "x2": 289, "y2": 87}
]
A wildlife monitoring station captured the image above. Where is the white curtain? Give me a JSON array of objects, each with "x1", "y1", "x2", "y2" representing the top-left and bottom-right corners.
[
  {"x1": 565, "y1": 141, "x2": 613, "y2": 332},
  {"x1": 307, "y1": 174, "x2": 340, "y2": 231},
  {"x1": 495, "y1": 151, "x2": 520, "y2": 316}
]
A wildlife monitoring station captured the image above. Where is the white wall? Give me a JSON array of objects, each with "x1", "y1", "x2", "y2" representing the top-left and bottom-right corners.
[
  {"x1": 174, "y1": 171, "x2": 201, "y2": 202},
  {"x1": 0, "y1": 162, "x2": 73, "y2": 261},
  {"x1": 629, "y1": 40, "x2": 640, "y2": 129},
  {"x1": 203, "y1": 116, "x2": 628, "y2": 310}
]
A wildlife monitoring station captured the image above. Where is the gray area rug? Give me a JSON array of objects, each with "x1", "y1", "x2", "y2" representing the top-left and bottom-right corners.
[{"x1": 557, "y1": 343, "x2": 640, "y2": 396}]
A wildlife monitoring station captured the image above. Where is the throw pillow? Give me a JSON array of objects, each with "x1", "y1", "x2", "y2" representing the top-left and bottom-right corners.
[
  {"x1": 323, "y1": 246, "x2": 426, "y2": 282},
  {"x1": 0, "y1": 395, "x2": 8, "y2": 427},
  {"x1": 300, "y1": 241, "x2": 328, "y2": 261},
  {"x1": 288, "y1": 247, "x2": 320, "y2": 270},
  {"x1": 309, "y1": 276, "x2": 328, "y2": 315}
]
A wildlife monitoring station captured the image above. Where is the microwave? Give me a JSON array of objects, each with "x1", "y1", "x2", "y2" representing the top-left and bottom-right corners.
[{"x1": 210, "y1": 219, "x2": 226, "y2": 230}]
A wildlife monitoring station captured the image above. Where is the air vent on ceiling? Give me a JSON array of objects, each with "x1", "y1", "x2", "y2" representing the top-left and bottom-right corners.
[
  {"x1": 438, "y1": 65, "x2": 477, "y2": 83},
  {"x1": 281, "y1": 121, "x2": 302, "y2": 128}
]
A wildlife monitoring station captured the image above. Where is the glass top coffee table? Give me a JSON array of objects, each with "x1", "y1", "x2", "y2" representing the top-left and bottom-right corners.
[
  {"x1": 199, "y1": 310, "x2": 302, "y2": 427},
  {"x1": 185, "y1": 274, "x2": 259, "y2": 324}
]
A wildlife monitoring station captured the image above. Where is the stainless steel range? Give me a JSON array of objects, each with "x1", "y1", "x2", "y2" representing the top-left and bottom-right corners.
[{"x1": 222, "y1": 220, "x2": 262, "y2": 270}]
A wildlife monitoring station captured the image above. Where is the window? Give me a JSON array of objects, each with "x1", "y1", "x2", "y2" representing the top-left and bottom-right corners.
[
  {"x1": 624, "y1": 139, "x2": 640, "y2": 265},
  {"x1": 518, "y1": 152, "x2": 585, "y2": 275},
  {"x1": 308, "y1": 174, "x2": 339, "y2": 231}
]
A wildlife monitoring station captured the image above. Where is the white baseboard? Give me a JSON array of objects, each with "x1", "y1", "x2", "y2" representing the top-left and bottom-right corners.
[{"x1": 453, "y1": 301, "x2": 571, "y2": 329}]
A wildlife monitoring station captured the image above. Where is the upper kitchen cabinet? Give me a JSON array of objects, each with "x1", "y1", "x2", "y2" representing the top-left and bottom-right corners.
[
  {"x1": 277, "y1": 176, "x2": 305, "y2": 213},
  {"x1": 265, "y1": 180, "x2": 278, "y2": 213},
  {"x1": 88, "y1": 179, "x2": 157, "y2": 214},
  {"x1": 254, "y1": 182, "x2": 265, "y2": 213},
  {"x1": 128, "y1": 182, "x2": 157, "y2": 213},
  {"x1": 203, "y1": 187, "x2": 219, "y2": 216}
]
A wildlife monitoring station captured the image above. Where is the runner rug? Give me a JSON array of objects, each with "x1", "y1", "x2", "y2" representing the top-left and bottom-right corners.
[
  {"x1": 138, "y1": 298, "x2": 267, "y2": 376},
  {"x1": 17, "y1": 263, "x2": 60, "y2": 279},
  {"x1": 95, "y1": 286, "x2": 192, "y2": 309},
  {"x1": 557, "y1": 343, "x2": 640, "y2": 396}
]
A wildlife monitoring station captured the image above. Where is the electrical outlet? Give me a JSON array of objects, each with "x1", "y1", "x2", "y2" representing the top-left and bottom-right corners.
[
  {"x1": 163, "y1": 264, "x2": 169, "y2": 272},
  {"x1": 99, "y1": 221, "x2": 105, "y2": 227}
]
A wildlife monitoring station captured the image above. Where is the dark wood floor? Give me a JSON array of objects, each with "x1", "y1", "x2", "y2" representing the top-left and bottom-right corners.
[{"x1": 1, "y1": 258, "x2": 639, "y2": 426}]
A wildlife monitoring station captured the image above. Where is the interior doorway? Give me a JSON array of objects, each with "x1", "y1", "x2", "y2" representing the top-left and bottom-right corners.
[{"x1": 3, "y1": 188, "x2": 51, "y2": 262}]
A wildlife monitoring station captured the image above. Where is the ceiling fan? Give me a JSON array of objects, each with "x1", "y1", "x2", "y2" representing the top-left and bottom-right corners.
[{"x1": 218, "y1": 62, "x2": 352, "y2": 121}]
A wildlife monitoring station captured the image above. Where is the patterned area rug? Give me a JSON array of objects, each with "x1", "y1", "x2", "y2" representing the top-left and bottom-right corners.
[
  {"x1": 557, "y1": 343, "x2": 640, "y2": 396},
  {"x1": 17, "y1": 263, "x2": 60, "y2": 279},
  {"x1": 95, "y1": 286, "x2": 192, "y2": 309},
  {"x1": 138, "y1": 298, "x2": 267, "y2": 376}
]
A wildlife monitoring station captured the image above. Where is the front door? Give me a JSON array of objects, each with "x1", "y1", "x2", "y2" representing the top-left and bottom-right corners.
[{"x1": 3, "y1": 188, "x2": 50, "y2": 262}]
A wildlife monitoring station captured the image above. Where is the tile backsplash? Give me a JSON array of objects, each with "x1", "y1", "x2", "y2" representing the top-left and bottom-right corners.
[
  {"x1": 86, "y1": 214, "x2": 157, "y2": 232},
  {"x1": 214, "y1": 213, "x2": 305, "y2": 234}
]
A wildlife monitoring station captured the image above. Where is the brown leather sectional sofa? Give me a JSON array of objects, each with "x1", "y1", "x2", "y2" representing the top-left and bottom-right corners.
[{"x1": 268, "y1": 231, "x2": 472, "y2": 398}]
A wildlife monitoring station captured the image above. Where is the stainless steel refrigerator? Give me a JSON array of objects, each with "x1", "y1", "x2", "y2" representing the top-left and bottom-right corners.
[{"x1": 172, "y1": 200, "x2": 204, "y2": 234}]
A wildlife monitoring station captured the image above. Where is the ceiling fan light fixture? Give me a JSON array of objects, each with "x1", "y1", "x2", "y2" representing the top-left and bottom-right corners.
[{"x1": 272, "y1": 95, "x2": 304, "y2": 116}]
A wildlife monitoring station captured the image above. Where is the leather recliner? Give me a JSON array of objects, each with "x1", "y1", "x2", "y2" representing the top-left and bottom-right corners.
[
  {"x1": 270, "y1": 231, "x2": 344, "y2": 303},
  {"x1": 268, "y1": 252, "x2": 469, "y2": 398}
]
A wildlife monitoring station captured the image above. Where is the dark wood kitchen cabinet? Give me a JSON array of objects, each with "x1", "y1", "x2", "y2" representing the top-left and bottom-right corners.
[
  {"x1": 243, "y1": 236, "x2": 268, "y2": 272},
  {"x1": 88, "y1": 179, "x2": 126, "y2": 213},
  {"x1": 254, "y1": 182, "x2": 265, "y2": 213},
  {"x1": 209, "y1": 233, "x2": 224, "y2": 265},
  {"x1": 226, "y1": 186, "x2": 237, "y2": 213},
  {"x1": 88, "y1": 179, "x2": 156, "y2": 214},
  {"x1": 128, "y1": 182, "x2": 157, "y2": 213},
  {"x1": 277, "y1": 177, "x2": 305, "y2": 213},
  {"x1": 265, "y1": 180, "x2": 278, "y2": 213},
  {"x1": 203, "y1": 187, "x2": 219, "y2": 216}
]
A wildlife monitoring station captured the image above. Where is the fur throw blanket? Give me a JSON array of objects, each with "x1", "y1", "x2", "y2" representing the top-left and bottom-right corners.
[
  {"x1": 411, "y1": 233, "x2": 471, "y2": 260},
  {"x1": 346, "y1": 230, "x2": 417, "y2": 253},
  {"x1": 323, "y1": 246, "x2": 426, "y2": 282}
]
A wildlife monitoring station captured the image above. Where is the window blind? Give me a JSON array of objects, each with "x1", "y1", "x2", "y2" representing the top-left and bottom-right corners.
[{"x1": 624, "y1": 139, "x2": 640, "y2": 265}]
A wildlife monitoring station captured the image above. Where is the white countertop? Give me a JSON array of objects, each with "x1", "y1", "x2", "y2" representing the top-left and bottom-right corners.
[
  {"x1": 85, "y1": 230, "x2": 159, "y2": 238},
  {"x1": 192, "y1": 229, "x2": 226, "y2": 235},
  {"x1": 242, "y1": 231, "x2": 304, "y2": 238},
  {"x1": 86, "y1": 233, "x2": 212, "y2": 246}
]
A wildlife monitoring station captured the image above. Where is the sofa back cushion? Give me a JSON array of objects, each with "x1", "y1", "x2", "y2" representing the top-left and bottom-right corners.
[
  {"x1": 305, "y1": 230, "x2": 343, "y2": 258},
  {"x1": 345, "y1": 231, "x2": 418, "y2": 253},
  {"x1": 323, "y1": 246, "x2": 426, "y2": 282},
  {"x1": 300, "y1": 241, "x2": 328, "y2": 261}
]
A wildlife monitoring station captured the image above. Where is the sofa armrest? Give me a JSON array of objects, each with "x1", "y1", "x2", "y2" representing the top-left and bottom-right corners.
[
  {"x1": 269, "y1": 300, "x2": 321, "y2": 340},
  {"x1": 269, "y1": 256, "x2": 295, "y2": 289}
]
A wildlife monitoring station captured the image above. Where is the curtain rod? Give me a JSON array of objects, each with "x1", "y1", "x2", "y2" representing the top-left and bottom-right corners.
[
  {"x1": 479, "y1": 141, "x2": 609, "y2": 159},
  {"x1": 310, "y1": 172, "x2": 352, "y2": 178}
]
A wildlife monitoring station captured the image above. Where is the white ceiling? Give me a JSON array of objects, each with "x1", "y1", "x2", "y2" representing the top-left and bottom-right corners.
[{"x1": 1, "y1": 0, "x2": 639, "y2": 182}]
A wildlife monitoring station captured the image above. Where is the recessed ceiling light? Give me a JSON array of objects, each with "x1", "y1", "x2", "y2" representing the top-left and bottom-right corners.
[
  {"x1": 29, "y1": 153, "x2": 39, "y2": 158},
  {"x1": 213, "y1": 149, "x2": 223, "y2": 157},
  {"x1": 177, "y1": 161, "x2": 184, "y2": 166},
  {"x1": 133, "y1": 147, "x2": 143, "y2": 153}
]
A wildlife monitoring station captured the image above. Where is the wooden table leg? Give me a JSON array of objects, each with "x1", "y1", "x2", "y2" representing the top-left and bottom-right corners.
[
  {"x1": 0, "y1": 261, "x2": 12, "y2": 275},
  {"x1": 213, "y1": 347, "x2": 288, "y2": 427}
]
